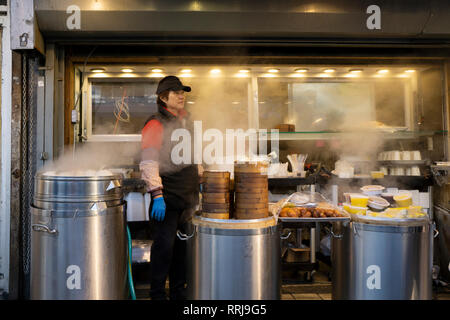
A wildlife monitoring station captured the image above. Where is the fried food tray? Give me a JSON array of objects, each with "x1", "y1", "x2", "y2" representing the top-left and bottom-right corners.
[
  {"x1": 275, "y1": 191, "x2": 351, "y2": 223},
  {"x1": 278, "y1": 212, "x2": 350, "y2": 223}
]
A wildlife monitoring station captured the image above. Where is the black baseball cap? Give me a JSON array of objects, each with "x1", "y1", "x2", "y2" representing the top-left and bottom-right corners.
[{"x1": 156, "y1": 76, "x2": 191, "y2": 95}]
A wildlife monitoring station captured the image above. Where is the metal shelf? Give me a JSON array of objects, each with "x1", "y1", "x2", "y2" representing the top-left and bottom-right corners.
[
  {"x1": 268, "y1": 176, "x2": 317, "y2": 187},
  {"x1": 259, "y1": 130, "x2": 446, "y2": 141},
  {"x1": 378, "y1": 160, "x2": 429, "y2": 166},
  {"x1": 326, "y1": 175, "x2": 433, "y2": 190},
  {"x1": 83, "y1": 131, "x2": 446, "y2": 143},
  {"x1": 431, "y1": 165, "x2": 450, "y2": 171}
]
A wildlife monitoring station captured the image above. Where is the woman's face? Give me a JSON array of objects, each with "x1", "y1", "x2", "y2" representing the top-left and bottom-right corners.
[{"x1": 163, "y1": 90, "x2": 186, "y2": 111}]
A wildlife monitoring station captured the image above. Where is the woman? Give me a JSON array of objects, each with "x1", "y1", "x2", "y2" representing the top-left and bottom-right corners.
[{"x1": 140, "y1": 76, "x2": 200, "y2": 300}]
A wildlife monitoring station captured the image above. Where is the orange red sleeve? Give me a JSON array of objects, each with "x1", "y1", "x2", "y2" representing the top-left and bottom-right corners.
[{"x1": 141, "y1": 119, "x2": 163, "y2": 150}]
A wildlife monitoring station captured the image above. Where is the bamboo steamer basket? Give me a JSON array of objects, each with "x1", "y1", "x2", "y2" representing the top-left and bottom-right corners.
[
  {"x1": 235, "y1": 198, "x2": 269, "y2": 204},
  {"x1": 235, "y1": 193, "x2": 268, "y2": 200},
  {"x1": 203, "y1": 177, "x2": 230, "y2": 184},
  {"x1": 235, "y1": 176, "x2": 267, "y2": 183},
  {"x1": 234, "y1": 187, "x2": 267, "y2": 194},
  {"x1": 202, "y1": 212, "x2": 230, "y2": 219},
  {"x1": 234, "y1": 172, "x2": 268, "y2": 178},
  {"x1": 234, "y1": 161, "x2": 269, "y2": 174},
  {"x1": 235, "y1": 181, "x2": 268, "y2": 189},
  {"x1": 201, "y1": 170, "x2": 231, "y2": 219},
  {"x1": 235, "y1": 200, "x2": 268, "y2": 206},
  {"x1": 202, "y1": 197, "x2": 229, "y2": 204},
  {"x1": 202, "y1": 186, "x2": 230, "y2": 193},
  {"x1": 203, "y1": 171, "x2": 230, "y2": 179},
  {"x1": 233, "y1": 210, "x2": 268, "y2": 219},
  {"x1": 203, "y1": 180, "x2": 229, "y2": 187},
  {"x1": 233, "y1": 161, "x2": 269, "y2": 220},
  {"x1": 202, "y1": 193, "x2": 230, "y2": 200},
  {"x1": 235, "y1": 203, "x2": 268, "y2": 210},
  {"x1": 202, "y1": 202, "x2": 229, "y2": 210}
]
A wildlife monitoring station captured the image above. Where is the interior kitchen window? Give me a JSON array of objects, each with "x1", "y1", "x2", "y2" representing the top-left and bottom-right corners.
[
  {"x1": 91, "y1": 81, "x2": 158, "y2": 135},
  {"x1": 256, "y1": 66, "x2": 426, "y2": 132},
  {"x1": 182, "y1": 77, "x2": 250, "y2": 132},
  {"x1": 82, "y1": 65, "x2": 444, "y2": 148},
  {"x1": 84, "y1": 67, "x2": 251, "y2": 141}
]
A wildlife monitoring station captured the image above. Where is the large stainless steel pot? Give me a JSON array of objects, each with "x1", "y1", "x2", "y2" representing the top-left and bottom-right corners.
[
  {"x1": 182, "y1": 215, "x2": 281, "y2": 300},
  {"x1": 33, "y1": 173, "x2": 123, "y2": 210},
  {"x1": 331, "y1": 216, "x2": 435, "y2": 300},
  {"x1": 31, "y1": 173, "x2": 127, "y2": 300},
  {"x1": 434, "y1": 205, "x2": 450, "y2": 281}
]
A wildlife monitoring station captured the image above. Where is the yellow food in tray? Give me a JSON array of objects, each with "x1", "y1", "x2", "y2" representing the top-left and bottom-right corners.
[
  {"x1": 344, "y1": 193, "x2": 369, "y2": 207},
  {"x1": 393, "y1": 193, "x2": 413, "y2": 207},
  {"x1": 350, "y1": 195, "x2": 369, "y2": 207},
  {"x1": 343, "y1": 203, "x2": 367, "y2": 215},
  {"x1": 407, "y1": 206, "x2": 426, "y2": 218},
  {"x1": 371, "y1": 171, "x2": 385, "y2": 179},
  {"x1": 367, "y1": 206, "x2": 426, "y2": 219}
]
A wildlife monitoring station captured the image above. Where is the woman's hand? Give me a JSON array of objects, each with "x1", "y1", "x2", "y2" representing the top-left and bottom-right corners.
[{"x1": 150, "y1": 196, "x2": 166, "y2": 221}]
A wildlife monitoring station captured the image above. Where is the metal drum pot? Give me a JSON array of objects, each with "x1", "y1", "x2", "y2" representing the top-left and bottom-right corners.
[
  {"x1": 434, "y1": 206, "x2": 450, "y2": 282},
  {"x1": 31, "y1": 173, "x2": 127, "y2": 300},
  {"x1": 182, "y1": 215, "x2": 281, "y2": 300},
  {"x1": 33, "y1": 173, "x2": 123, "y2": 210},
  {"x1": 331, "y1": 216, "x2": 436, "y2": 300}
]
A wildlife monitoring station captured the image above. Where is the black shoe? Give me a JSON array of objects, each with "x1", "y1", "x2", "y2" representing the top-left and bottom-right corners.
[
  {"x1": 151, "y1": 295, "x2": 168, "y2": 300},
  {"x1": 169, "y1": 288, "x2": 186, "y2": 300},
  {"x1": 150, "y1": 288, "x2": 168, "y2": 300}
]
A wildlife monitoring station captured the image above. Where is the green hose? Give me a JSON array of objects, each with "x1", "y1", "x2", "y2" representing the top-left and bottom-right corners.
[{"x1": 126, "y1": 225, "x2": 137, "y2": 300}]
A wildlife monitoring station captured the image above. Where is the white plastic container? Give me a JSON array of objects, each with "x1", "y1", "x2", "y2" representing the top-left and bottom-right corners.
[
  {"x1": 360, "y1": 185, "x2": 385, "y2": 196},
  {"x1": 368, "y1": 196, "x2": 390, "y2": 212},
  {"x1": 144, "y1": 193, "x2": 151, "y2": 221},
  {"x1": 124, "y1": 192, "x2": 146, "y2": 221}
]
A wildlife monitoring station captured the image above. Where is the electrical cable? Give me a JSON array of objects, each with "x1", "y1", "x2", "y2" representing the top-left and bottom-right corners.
[
  {"x1": 126, "y1": 225, "x2": 137, "y2": 300},
  {"x1": 114, "y1": 99, "x2": 130, "y2": 123},
  {"x1": 113, "y1": 87, "x2": 130, "y2": 134}
]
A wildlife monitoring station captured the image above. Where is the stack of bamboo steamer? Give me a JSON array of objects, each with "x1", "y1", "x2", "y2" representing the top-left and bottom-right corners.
[
  {"x1": 201, "y1": 171, "x2": 230, "y2": 219},
  {"x1": 234, "y1": 161, "x2": 269, "y2": 219}
]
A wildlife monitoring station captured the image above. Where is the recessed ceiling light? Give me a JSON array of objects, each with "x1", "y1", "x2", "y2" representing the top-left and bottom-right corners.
[
  {"x1": 295, "y1": 68, "x2": 308, "y2": 73},
  {"x1": 180, "y1": 69, "x2": 192, "y2": 73},
  {"x1": 268, "y1": 69, "x2": 279, "y2": 73},
  {"x1": 148, "y1": 73, "x2": 164, "y2": 78},
  {"x1": 405, "y1": 69, "x2": 416, "y2": 73},
  {"x1": 324, "y1": 69, "x2": 335, "y2": 73},
  {"x1": 210, "y1": 69, "x2": 221, "y2": 74},
  {"x1": 90, "y1": 68, "x2": 105, "y2": 73},
  {"x1": 349, "y1": 69, "x2": 363, "y2": 73},
  {"x1": 121, "y1": 68, "x2": 134, "y2": 73},
  {"x1": 151, "y1": 68, "x2": 163, "y2": 73},
  {"x1": 239, "y1": 69, "x2": 250, "y2": 73},
  {"x1": 377, "y1": 69, "x2": 389, "y2": 74}
]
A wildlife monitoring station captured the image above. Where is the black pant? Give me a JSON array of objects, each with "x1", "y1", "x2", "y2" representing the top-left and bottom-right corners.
[{"x1": 149, "y1": 199, "x2": 190, "y2": 300}]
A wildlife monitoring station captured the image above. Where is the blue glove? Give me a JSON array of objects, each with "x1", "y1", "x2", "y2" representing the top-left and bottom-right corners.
[{"x1": 151, "y1": 197, "x2": 166, "y2": 221}]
